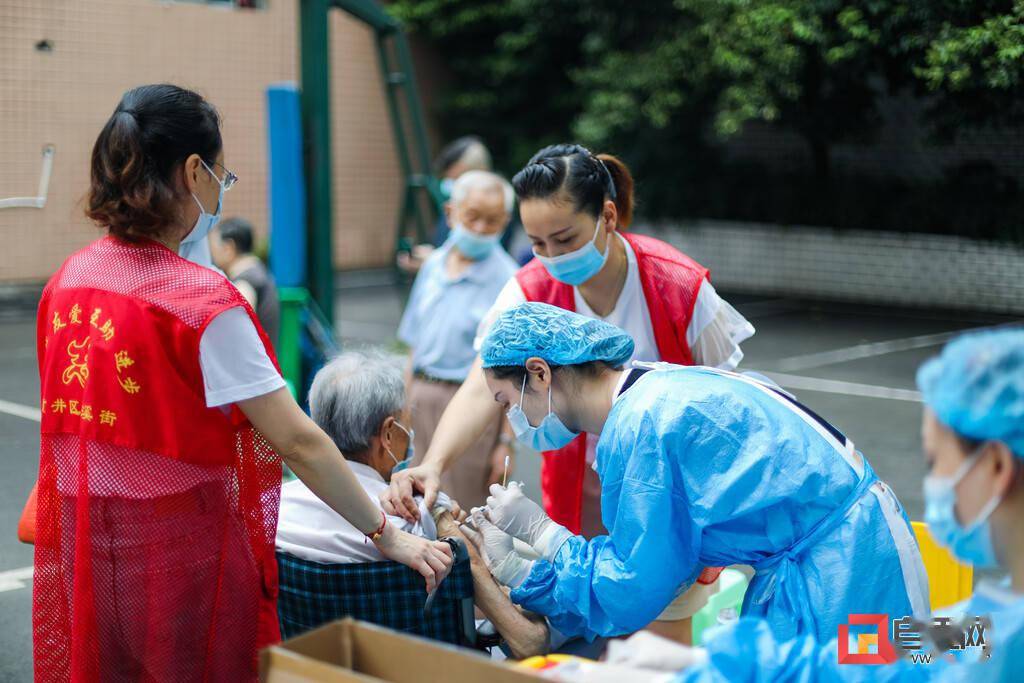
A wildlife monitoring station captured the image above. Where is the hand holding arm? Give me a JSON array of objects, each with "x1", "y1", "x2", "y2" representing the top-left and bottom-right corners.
[
  {"x1": 484, "y1": 482, "x2": 572, "y2": 561},
  {"x1": 239, "y1": 387, "x2": 453, "y2": 591},
  {"x1": 382, "y1": 356, "x2": 502, "y2": 520}
]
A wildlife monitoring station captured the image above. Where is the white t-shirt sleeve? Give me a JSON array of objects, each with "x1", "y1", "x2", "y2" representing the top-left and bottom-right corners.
[
  {"x1": 687, "y1": 280, "x2": 756, "y2": 371},
  {"x1": 199, "y1": 306, "x2": 286, "y2": 407},
  {"x1": 473, "y1": 276, "x2": 527, "y2": 351}
]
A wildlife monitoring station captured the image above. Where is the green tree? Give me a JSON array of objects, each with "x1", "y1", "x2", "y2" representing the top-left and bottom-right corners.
[{"x1": 915, "y1": 0, "x2": 1024, "y2": 137}]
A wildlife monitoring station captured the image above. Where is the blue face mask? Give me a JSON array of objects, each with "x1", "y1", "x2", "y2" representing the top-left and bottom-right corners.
[
  {"x1": 439, "y1": 177, "x2": 455, "y2": 201},
  {"x1": 451, "y1": 222, "x2": 500, "y2": 261},
  {"x1": 388, "y1": 420, "x2": 415, "y2": 475},
  {"x1": 183, "y1": 160, "x2": 227, "y2": 249},
  {"x1": 506, "y1": 374, "x2": 578, "y2": 451},
  {"x1": 923, "y1": 446, "x2": 1003, "y2": 568},
  {"x1": 535, "y1": 217, "x2": 609, "y2": 286}
]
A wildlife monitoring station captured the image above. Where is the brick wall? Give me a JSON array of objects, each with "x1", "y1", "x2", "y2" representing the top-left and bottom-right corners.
[
  {"x1": 0, "y1": 0, "x2": 430, "y2": 283},
  {"x1": 651, "y1": 220, "x2": 1024, "y2": 314}
]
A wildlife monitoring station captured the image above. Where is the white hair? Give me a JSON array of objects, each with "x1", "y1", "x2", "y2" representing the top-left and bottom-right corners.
[
  {"x1": 450, "y1": 170, "x2": 515, "y2": 215},
  {"x1": 308, "y1": 349, "x2": 405, "y2": 458},
  {"x1": 459, "y1": 141, "x2": 492, "y2": 172}
]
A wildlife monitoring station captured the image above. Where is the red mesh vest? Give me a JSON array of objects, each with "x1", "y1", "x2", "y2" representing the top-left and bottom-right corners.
[{"x1": 34, "y1": 236, "x2": 282, "y2": 682}]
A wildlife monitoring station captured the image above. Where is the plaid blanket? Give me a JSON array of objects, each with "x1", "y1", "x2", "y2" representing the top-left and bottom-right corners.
[{"x1": 276, "y1": 548, "x2": 474, "y2": 644}]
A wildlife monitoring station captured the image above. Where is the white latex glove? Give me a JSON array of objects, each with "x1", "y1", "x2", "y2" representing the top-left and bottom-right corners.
[
  {"x1": 604, "y1": 631, "x2": 709, "y2": 671},
  {"x1": 461, "y1": 509, "x2": 534, "y2": 588},
  {"x1": 484, "y1": 482, "x2": 572, "y2": 561}
]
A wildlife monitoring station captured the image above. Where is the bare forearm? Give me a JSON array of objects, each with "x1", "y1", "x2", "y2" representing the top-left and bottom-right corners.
[
  {"x1": 422, "y1": 357, "x2": 502, "y2": 473},
  {"x1": 469, "y1": 562, "x2": 549, "y2": 659},
  {"x1": 434, "y1": 513, "x2": 549, "y2": 658},
  {"x1": 239, "y1": 388, "x2": 382, "y2": 534},
  {"x1": 283, "y1": 433, "x2": 383, "y2": 534}
]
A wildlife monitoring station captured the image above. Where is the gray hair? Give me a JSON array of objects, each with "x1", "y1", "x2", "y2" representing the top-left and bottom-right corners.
[
  {"x1": 308, "y1": 349, "x2": 405, "y2": 459},
  {"x1": 450, "y1": 170, "x2": 515, "y2": 215}
]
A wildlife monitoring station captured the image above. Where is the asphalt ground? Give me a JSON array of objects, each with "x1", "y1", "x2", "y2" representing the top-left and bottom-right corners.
[{"x1": 0, "y1": 282, "x2": 1019, "y2": 680}]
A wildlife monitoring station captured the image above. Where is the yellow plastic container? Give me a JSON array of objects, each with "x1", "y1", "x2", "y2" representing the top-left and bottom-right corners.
[
  {"x1": 911, "y1": 520, "x2": 973, "y2": 610},
  {"x1": 517, "y1": 654, "x2": 582, "y2": 670}
]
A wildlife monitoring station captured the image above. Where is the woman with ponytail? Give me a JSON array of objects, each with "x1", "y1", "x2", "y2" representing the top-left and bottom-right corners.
[
  {"x1": 34, "y1": 84, "x2": 451, "y2": 682},
  {"x1": 384, "y1": 144, "x2": 753, "y2": 642}
]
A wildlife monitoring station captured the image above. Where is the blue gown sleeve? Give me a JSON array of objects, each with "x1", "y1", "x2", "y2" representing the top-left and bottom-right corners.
[
  {"x1": 510, "y1": 461, "x2": 700, "y2": 640},
  {"x1": 678, "y1": 618, "x2": 941, "y2": 683}
]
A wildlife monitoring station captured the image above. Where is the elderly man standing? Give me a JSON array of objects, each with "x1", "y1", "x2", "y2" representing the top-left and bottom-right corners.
[{"x1": 398, "y1": 170, "x2": 519, "y2": 509}]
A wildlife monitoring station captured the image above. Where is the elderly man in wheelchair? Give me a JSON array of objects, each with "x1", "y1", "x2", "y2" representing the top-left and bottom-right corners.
[{"x1": 275, "y1": 350, "x2": 552, "y2": 658}]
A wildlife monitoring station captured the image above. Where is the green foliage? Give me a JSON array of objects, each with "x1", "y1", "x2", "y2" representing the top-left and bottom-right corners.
[
  {"x1": 391, "y1": 0, "x2": 1023, "y2": 241},
  {"x1": 915, "y1": 0, "x2": 1024, "y2": 136}
]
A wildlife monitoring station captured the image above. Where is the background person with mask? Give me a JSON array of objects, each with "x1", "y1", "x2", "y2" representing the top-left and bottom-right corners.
[
  {"x1": 398, "y1": 170, "x2": 519, "y2": 509},
  {"x1": 470, "y1": 303, "x2": 928, "y2": 645},
  {"x1": 397, "y1": 135, "x2": 493, "y2": 274},
  {"x1": 211, "y1": 217, "x2": 280, "y2": 348},
  {"x1": 32, "y1": 84, "x2": 452, "y2": 682},
  {"x1": 671, "y1": 329, "x2": 1024, "y2": 682}
]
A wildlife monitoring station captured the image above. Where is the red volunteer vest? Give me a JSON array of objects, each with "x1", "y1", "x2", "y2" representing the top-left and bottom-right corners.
[{"x1": 34, "y1": 236, "x2": 282, "y2": 682}]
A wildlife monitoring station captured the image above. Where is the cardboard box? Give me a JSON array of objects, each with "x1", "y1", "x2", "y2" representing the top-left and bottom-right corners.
[{"x1": 260, "y1": 618, "x2": 539, "y2": 683}]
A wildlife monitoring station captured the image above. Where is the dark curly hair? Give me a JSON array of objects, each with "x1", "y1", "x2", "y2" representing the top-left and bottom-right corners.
[{"x1": 86, "y1": 84, "x2": 221, "y2": 240}]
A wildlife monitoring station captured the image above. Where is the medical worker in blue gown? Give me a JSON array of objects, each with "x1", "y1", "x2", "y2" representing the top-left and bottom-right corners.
[
  {"x1": 672, "y1": 329, "x2": 1024, "y2": 682},
  {"x1": 470, "y1": 302, "x2": 929, "y2": 644}
]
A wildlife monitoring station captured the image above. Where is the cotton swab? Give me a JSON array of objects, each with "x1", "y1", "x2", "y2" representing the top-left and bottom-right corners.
[{"x1": 502, "y1": 454, "x2": 510, "y2": 487}]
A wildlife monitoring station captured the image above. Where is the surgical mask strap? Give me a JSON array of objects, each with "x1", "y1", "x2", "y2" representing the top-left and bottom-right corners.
[
  {"x1": 948, "y1": 444, "x2": 988, "y2": 488},
  {"x1": 191, "y1": 192, "x2": 209, "y2": 215},
  {"x1": 950, "y1": 443, "x2": 1003, "y2": 530},
  {"x1": 194, "y1": 160, "x2": 226, "y2": 214},
  {"x1": 393, "y1": 419, "x2": 413, "y2": 446},
  {"x1": 385, "y1": 447, "x2": 400, "y2": 466},
  {"x1": 520, "y1": 372, "x2": 553, "y2": 414}
]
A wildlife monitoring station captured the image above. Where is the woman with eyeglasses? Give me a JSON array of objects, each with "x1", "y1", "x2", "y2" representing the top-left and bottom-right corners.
[{"x1": 32, "y1": 84, "x2": 452, "y2": 682}]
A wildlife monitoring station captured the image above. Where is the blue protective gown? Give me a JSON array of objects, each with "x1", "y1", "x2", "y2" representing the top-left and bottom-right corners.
[
  {"x1": 510, "y1": 366, "x2": 929, "y2": 641},
  {"x1": 679, "y1": 581, "x2": 1024, "y2": 682}
]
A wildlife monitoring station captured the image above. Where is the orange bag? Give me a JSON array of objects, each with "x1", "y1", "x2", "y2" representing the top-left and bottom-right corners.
[{"x1": 17, "y1": 481, "x2": 37, "y2": 544}]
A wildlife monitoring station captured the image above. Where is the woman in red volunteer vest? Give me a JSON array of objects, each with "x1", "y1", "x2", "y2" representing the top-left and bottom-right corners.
[
  {"x1": 33, "y1": 85, "x2": 452, "y2": 683},
  {"x1": 384, "y1": 144, "x2": 754, "y2": 638}
]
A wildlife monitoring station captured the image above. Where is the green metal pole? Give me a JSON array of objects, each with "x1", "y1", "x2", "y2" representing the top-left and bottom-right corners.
[
  {"x1": 376, "y1": 38, "x2": 415, "y2": 200},
  {"x1": 394, "y1": 31, "x2": 436, "y2": 206},
  {"x1": 300, "y1": 0, "x2": 335, "y2": 326}
]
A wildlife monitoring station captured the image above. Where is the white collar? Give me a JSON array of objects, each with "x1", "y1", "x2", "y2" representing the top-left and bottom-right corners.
[{"x1": 348, "y1": 460, "x2": 386, "y2": 483}]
